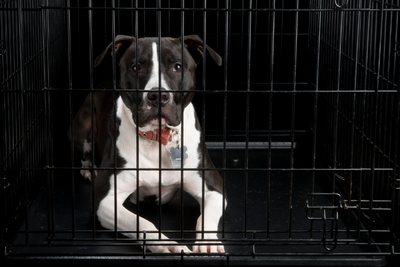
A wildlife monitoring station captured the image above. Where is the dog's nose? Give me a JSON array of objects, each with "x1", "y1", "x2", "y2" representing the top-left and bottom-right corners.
[{"x1": 147, "y1": 88, "x2": 170, "y2": 107}]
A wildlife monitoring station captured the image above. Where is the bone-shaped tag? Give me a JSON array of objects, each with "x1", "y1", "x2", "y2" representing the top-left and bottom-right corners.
[{"x1": 170, "y1": 146, "x2": 188, "y2": 169}]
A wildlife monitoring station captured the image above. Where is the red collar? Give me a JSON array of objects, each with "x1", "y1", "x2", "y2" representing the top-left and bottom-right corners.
[{"x1": 138, "y1": 128, "x2": 171, "y2": 146}]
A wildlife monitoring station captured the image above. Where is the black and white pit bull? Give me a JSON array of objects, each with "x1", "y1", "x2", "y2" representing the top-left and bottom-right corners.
[{"x1": 69, "y1": 35, "x2": 226, "y2": 253}]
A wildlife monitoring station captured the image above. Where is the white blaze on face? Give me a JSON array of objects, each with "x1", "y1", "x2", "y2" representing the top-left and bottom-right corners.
[
  {"x1": 143, "y1": 42, "x2": 171, "y2": 98},
  {"x1": 138, "y1": 41, "x2": 174, "y2": 131}
]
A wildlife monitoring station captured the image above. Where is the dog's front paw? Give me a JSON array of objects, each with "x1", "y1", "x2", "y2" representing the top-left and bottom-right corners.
[
  {"x1": 148, "y1": 241, "x2": 192, "y2": 254},
  {"x1": 80, "y1": 160, "x2": 97, "y2": 182},
  {"x1": 192, "y1": 240, "x2": 225, "y2": 253}
]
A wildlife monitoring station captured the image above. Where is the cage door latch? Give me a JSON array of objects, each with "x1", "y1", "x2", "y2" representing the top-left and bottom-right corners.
[{"x1": 305, "y1": 193, "x2": 343, "y2": 251}]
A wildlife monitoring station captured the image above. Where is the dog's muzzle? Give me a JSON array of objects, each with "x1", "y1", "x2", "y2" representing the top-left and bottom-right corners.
[{"x1": 146, "y1": 88, "x2": 171, "y2": 107}]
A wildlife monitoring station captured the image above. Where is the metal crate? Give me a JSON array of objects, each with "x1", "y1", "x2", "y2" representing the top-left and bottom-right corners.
[{"x1": 1, "y1": 0, "x2": 400, "y2": 266}]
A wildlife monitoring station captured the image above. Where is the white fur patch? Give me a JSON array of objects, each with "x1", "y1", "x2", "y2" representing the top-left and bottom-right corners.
[
  {"x1": 142, "y1": 42, "x2": 172, "y2": 103},
  {"x1": 83, "y1": 140, "x2": 91, "y2": 153}
]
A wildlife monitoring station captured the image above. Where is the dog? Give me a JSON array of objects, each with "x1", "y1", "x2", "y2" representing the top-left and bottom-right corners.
[{"x1": 69, "y1": 35, "x2": 226, "y2": 253}]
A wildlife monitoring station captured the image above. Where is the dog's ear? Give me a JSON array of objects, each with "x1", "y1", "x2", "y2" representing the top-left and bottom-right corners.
[
  {"x1": 94, "y1": 35, "x2": 135, "y2": 68},
  {"x1": 179, "y1": 35, "x2": 222, "y2": 66}
]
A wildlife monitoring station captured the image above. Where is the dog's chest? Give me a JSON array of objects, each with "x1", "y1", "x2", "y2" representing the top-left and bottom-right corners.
[{"x1": 117, "y1": 135, "x2": 180, "y2": 188}]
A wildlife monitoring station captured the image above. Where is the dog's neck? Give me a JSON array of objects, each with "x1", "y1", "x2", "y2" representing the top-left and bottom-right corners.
[{"x1": 138, "y1": 128, "x2": 171, "y2": 146}]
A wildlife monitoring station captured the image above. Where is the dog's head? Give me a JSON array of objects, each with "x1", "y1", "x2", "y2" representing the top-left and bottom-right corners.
[{"x1": 94, "y1": 35, "x2": 222, "y2": 132}]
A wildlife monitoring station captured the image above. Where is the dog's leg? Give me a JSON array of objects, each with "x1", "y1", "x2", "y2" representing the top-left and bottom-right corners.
[
  {"x1": 80, "y1": 140, "x2": 97, "y2": 182},
  {"x1": 97, "y1": 191, "x2": 192, "y2": 253},
  {"x1": 68, "y1": 93, "x2": 98, "y2": 182},
  {"x1": 188, "y1": 188, "x2": 226, "y2": 253}
]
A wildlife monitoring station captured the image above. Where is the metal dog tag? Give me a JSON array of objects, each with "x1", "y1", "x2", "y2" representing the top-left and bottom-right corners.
[{"x1": 170, "y1": 146, "x2": 188, "y2": 169}]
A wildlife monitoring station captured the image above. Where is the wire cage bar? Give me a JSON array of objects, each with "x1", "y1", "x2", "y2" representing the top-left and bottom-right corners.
[{"x1": 1, "y1": 0, "x2": 400, "y2": 266}]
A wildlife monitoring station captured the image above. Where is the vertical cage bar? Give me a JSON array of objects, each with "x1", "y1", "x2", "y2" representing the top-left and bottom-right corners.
[
  {"x1": 309, "y1": 0, "x2": 322, "y2": 239},
  {"x1": 332, "y1": 1, "x2": 344, "y2": 192},
  {"x1": 288, "y1": 0, "x2": 299, "y2": 239},
  {"x1": 334, "y1": 5, "x2": 345, "y2": 243},
  {"x1": 111, "y1": 0, "x2": 118, "y2": 240},
  {"x1": 43, "y1": 0, "x2": 55, "y2": 244},
  {"x1": 240, "y1": 0, "x2": 244, "y2": 54},
  {"x1": 251, "y1": 0, "x2": 257, "y2": 77},
  {"x1": 66, "y1": 0, "x2": 76, "y2": 239},
  {"x1": 358, "y1": 0, "x2": 372, "y2": 235},
  {"x1": 279, "y1": 0, "x2": 285, "y2": 56},
  {"x1": 390, "y1": 0, "x2": 399, "y2": 94},
  {"x1": 49, "y1": 0, "x2": 55, "y2": 243},
  {"x1": 267, "y1": 0, "x2": 276, "y2": 239},
  {"x1": 376, "y1": 1, "x2": 389, "y2": 202},
  {"x1": 143, "y1": 0, "x2": 146, "y2": 36},
  {"x1": 192, "y1": 0, "x2": 195, "y2": 34},
  {"x1": 1, "y1": 5, "x2": 6, "y2": 211},
  {"x1": 200, "y1": 0, "x2": 207, "y2": 240},
  {"x1": 244, "y1": 0, "x2": 252, "y2": 239},
  {"x1": 88, "y1": 0, "x2": 96, "y2": 240},
  {"x1": 168, "y1": 0, "x2": 171, "y2": 36},
  {"x1": 367, "y1": 0, "x2": 385, "y2": 244},
  {"x1": 103, "y1": 0, "x2": 107, "y2": 59},
  {"x1": 157, "y1": 0, "x2": 163, "y2": 240},
  {"x1": 392, "y1": 0, "x2": 400, "y2": 246},
  {"x1": 180, "y1": 0, "x2": 185, "y2": 240},
  {"x1": 222, "y1": 0, "x2": 229, "y2": 240},
  {"x1": 0, "y1": 0, "x2": 5, "y2": 240},
  {"x1": 117, "y1": 0, "x2": 120, "y2": 33},
  {"x1": 393, "y1": 0, "x2": 400, "y2": 244},
  {"x1": 348, "y1": 0, "x2": 362, "y2": 238},
  {"x1": 18, "y1": 0, "x2": 29, "y2": 245},
  {"x1": 135, "y1": 0, "x2": 140, "y2": 242}
]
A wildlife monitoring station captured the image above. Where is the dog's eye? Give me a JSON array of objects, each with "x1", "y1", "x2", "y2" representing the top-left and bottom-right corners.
[
  {"x1": 173, "y1": 63, "x2": 182, "y2": 72},
  {"x1": 132, "y1": 64, "x2": 141, "y2": 73}
]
